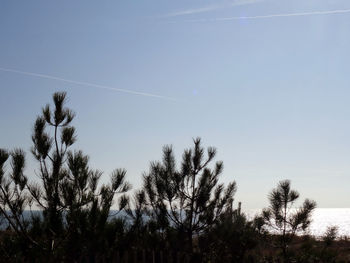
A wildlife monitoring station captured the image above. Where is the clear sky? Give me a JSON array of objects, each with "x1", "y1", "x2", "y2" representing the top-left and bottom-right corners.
[{"x1": 1, "y1": 0, "x2": 350, "y2": 209}]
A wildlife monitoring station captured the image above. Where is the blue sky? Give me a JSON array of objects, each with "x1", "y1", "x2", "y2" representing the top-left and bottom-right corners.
[{"x1": 1, "y1": 0, "x2": 350, "y2": 209}]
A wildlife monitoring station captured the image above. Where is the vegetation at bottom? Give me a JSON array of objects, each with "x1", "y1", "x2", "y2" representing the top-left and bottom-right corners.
[{"x1": 0, "y1": 92, "x2": 349, "y2": 263}]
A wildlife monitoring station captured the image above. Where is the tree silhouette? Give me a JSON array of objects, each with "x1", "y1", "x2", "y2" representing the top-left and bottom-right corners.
[
  {"x1": 0, "y1": 148, "x2": 38, "y2": 247},
  {"x1": 262, "y1": 180, "x2": 316, "y2": 260},
  {"x1": 0, "y1": 92, "x2": 334, "y2": 262},
  {"x1": 0, "y1": 92, "x2": 131, "y2": 261},
  {"x1": 200, "y1": 208, "x2": 260, "y2": 263},
  {"x1": 142, "y1": 138, "x2": 236, "y2": 255}
]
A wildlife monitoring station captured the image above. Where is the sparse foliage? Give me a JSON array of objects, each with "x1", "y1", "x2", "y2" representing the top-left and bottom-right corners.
[
  {"x1": 262, "y1": 180, "x2": 316, "y2": 260},
  {"x1": 323, "y1": 226, "x2": 338, "y2": 247},
  {"x1": 0, "y1": 92, "x2": 131, "y2": 261},
  {"x1": 143, "y1": 138, "x2": 236, "y2": 254},
  {"x1": 200, "y1": 207, "x2": 261, "y2": 263},
  {"x1": 1, "y1": 91, "x2": 344, "y2": 263}
]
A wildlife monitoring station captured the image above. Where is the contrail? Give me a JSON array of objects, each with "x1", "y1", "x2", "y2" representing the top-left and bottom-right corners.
[
  {"x1": 182, "y1": 8, "x2": 350, "y2": 22},
  {"x1": 0, "y1": 67, "x2": 178, "y2": 101},
  {"x1": 162, "y1": 0, "x2": 262, "y2": 18}
]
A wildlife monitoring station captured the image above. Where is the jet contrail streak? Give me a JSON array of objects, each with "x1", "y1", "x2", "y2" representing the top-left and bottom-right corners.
[
  {"x1": 162, "y1": 0, "x2": 262, "y2": 18},
  {"x1": 0, "y1": 67, "x2": 178, "y2": 101},
  {"x1": 183, "y1": 8, "x2": 350, "y2": 22}
]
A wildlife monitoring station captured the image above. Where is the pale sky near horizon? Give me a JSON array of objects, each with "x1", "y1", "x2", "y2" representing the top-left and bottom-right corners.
[{"x1": 1, "y1": 0, "x2": 350, "y2": 209}]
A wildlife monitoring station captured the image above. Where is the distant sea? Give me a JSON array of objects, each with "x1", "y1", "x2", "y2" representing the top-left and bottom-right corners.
[
  {"x1": 246, "y1": 208, "x2": 350, "y2": 237},
  {"x1": 2, "y1": 209, "x2": 350, "y2": 238}
]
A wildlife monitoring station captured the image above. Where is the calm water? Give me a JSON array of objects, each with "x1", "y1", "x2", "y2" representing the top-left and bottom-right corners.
[
  {"x1": 246, "y1": 208, "x2": 350, "y2": 237},
  {"x1": 2, "y1": 209, "x2": 350, "y2": 237}
]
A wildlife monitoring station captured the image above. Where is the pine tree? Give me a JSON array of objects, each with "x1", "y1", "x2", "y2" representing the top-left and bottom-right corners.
[
  {"x1": 142, "y1": 138, "x2": 236, "y2": 255},
  {"x1": 262, "y1": 180, "x2": 316, "y2": 260},
  {"x1": 0, "y1": 92, "x2": 131, "y2": 261}
]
